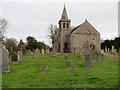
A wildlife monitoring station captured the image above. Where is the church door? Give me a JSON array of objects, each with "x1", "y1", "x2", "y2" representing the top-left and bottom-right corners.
[{"x1": 64, "y1": 42, "x2": 69, "y2": 53}]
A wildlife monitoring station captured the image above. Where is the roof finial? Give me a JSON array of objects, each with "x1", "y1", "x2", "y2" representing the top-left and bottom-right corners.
[
  {"x1": 85, "y1": 19, "x2": 87, "y2": 21},
  {"x1": 64, "y1": 1, "x2": 65, "y2": 7}
]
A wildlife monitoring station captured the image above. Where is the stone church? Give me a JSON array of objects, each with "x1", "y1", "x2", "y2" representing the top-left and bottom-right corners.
[{"x1": 53, "y1": 6, "x2": 100, "y2": 53}]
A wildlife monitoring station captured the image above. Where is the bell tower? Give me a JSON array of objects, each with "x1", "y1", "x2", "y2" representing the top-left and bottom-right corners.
[
  {"x1": 58, "y1": 5, "x2": 71, "y2": 53},
  {"x1": 59, "y1": 5, "x2": 71, "y2": 30}
]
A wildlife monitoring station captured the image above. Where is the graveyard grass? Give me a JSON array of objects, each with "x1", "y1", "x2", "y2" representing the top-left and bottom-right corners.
[{"x1": 2, "y1": 54, "x2": 118, "y2": 88}]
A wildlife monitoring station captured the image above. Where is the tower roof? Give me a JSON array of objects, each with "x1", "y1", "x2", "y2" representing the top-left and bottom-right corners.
[{"x1": 61, "y1": 6, "x2": 68, "y2": 20}]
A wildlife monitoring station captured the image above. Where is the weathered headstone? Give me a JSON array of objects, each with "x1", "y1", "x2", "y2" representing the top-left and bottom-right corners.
[
  {"x1": 19, "y1": 48, "x2": 23, "y2": 60},
  {"x1": 100, "y1": 49, "x2": 104, "y2": 54},
  {"x1": 80, "y1": 49, "x2": 85, "y2": 59},
  {"x1": 40, "y1": 66, "x2": 50, "y2": 71},
  {"x1": 46, "y1": 48, "x2": 49, "y2": 54},
  {"x1": 27, "y1": 50, "x2": 31, "y2": 55},
  {"x1": 0, "y1": 43, "x2": 2, "y2": 73},
  {"x1": 112, "y1": 46, "x2": 114, "y2": 52},
  {"x1": 51, "y1": 48, "x2": 56, "y2": 57},
  {"x1": 42, "y1": 49, "x2": 45, "y2": 54},
  {"x1": 105, "y1": 46, "x2": 107, "y2": 52},
  {"x1": 65, "y1": 56, "x2": 72, "y2": 70},
  {"x1": 97, "y1": 52, "x2": 104, "y2": 63},
  {"x1": 12, "y1": 52, "x2": 18, "y2": 64},
  {"x1": 84, "y1": 51, "x2": 91, "y2": 68},
  {"x1": 90, "y1": 49, "x2": 97, "y2": 63},
  {"x1": 2, "y1": 45, "x2": 10, "y2": 72},
  {"x1": 17, "y1": 51, "x2": 20, "y2": 61},
  {"x1": 112, "y1": 57, "x2": 117, "y2": 62},
  {"x1": 34, "y1": 48, "x2": 40, "y2": 58},
  {"x1": 60, "y1": 49, "x2": 64, "y2": 55}
]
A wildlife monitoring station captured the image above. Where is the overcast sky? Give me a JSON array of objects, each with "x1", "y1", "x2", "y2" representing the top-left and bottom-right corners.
[{"x1": 0, "y1": 0, "x2": 118, "y2": 46}]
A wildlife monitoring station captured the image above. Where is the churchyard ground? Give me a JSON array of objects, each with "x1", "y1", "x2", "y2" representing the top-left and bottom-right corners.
[{"x1": 2, "y1": 54, "x2": 118, "y2": 88}]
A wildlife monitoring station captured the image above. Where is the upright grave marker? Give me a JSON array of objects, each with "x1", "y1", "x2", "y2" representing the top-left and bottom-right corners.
[
  {"x1": 65, "y1": 56, "x2": 72, "y2": 70},
  {"x1": 2, "y1": 44, "x2": 10, "y2": 72},
  {"x1": 84, "y1": 50, "x2": 91, "y2": 69},
  {"x1": 97, "y1": 52, "x2": 104, "y2": 63},
  {"x1": 51, "y1": 48, "x2": 56, "y2": 57},
  {"x1": 42, "y1": 49, "x2": 45, "y2": 54},
  {"x1": 12, "y1": 52, "x2": 18, "y2": 64},
  {"x1": 0, "y1": 42, "x2": 2, "y2": 73},
  {"x1": 34, "y1": 48, "x2": 40, "y2": 58}
]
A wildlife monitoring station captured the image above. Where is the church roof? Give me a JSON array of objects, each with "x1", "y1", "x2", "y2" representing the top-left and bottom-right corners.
[
  {"x1": 61, "y1": 6, "x2": 68, "y2": 20},
  {"x1": 71, "y1": 19, "x2": 100, "y2": 34}
]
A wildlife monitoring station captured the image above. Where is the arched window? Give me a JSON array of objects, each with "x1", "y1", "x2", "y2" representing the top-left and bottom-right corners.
[
  {"x1": 67, "y1": 23, "x2": 69, "y2": 28},
  {"x1": 63, "y1": 23, "x2": 65, "y2": 28}
]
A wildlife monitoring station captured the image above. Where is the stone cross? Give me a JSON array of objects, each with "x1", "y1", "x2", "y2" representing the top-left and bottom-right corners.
[
  {"x1": 34, "y1": 48, "x2": 40, "y2": 58},
  {"x1": 84, "y1": 51, "x2": 91, "y2": 68},
  {"x1": 1, "y1": 44, "x2": 10, "y2": 72}
]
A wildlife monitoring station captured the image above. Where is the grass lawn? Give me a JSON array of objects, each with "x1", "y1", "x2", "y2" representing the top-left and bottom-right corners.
[{"x1": 2, "y1": 53, "x2": 118, "y2": 88}]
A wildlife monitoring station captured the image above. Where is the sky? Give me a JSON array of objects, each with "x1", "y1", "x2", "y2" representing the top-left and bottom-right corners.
[{"x1": 0, "y1": 0, "x2": 118, "y2": 46}]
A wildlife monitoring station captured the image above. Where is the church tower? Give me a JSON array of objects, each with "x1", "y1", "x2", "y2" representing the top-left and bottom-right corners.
[{"x1": 58, "y1": 5, "x2": 71, "y2": 53}]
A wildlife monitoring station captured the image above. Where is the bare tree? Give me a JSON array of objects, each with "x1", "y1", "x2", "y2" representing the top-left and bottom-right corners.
[
  {"x1": 48, "y1": 24, "x2": 57, "y2": 47},
  {"x1": 0, "y1": 18, "x2": 8, "y2": 42}
]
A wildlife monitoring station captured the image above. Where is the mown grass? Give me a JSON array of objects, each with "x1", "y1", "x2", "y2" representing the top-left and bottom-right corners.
[{"x1": 2, "y1": 53, "x2": 118, "y2": 88}]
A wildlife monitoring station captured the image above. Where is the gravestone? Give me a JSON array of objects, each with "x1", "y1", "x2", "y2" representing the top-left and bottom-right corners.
[
  {"x1": 65, "y1": 56, "x2": 72, "y2": 70},
  {"x1": 97, "y1": 52, "x2": 104, "y2": 63},
  {"x1": 100, "y1": 49, "x2": 104, "y2": 54},
  {"x1": 112, "y1": 57, "x2": 117, "y2": 62},
  {"x1": 80, "y1": 49, "x2": 85, "y2": 59},
  {"x1": 34, "y1": 48, "x2": 40, "y2": 58},
  {"x1": 42, "y1": 49, "x2": 45, "y2": 54},
  {"x1": 112, "y1": 46, "x2": 114, "y2": 52},
  {"x1": 84, "y1": 51, "x2": 91, "y2": 68},
  {"x1": 27, "y1": 50, "x2": 31, "y2": 55},
  {"x1": 17, "y1": 51, "x2": 20, "y2": 61},
  {"x1": 40, "y1": 66, "x2": 50, "y2": 71},
  {"x1": 60, "y1": 49, "x2": 64, "y2": 55},
  {"x1": 0, "y1": 43, "x2": 2, "y2": 73},
  {"x1": 12, "y1": 52, "x2": 18, "y2": 64},
  {"x1": 105, "y1": 46, "x2": 107, "y2": 52},
  {"x1": 51, "y1": 48, "x2": 56, "y2": 57},
  {"x1": 90, "y1": 49, "x2": 97, "y2": 63},
  {"x1": 2, "y1": 45, "x2": 10, "y2": 72},
  {"x1": 46, "y1": 48, "x2": 49, "y2": 54},
  {"x1": 19, "y1": 48, "x2": 23, "y2": 61}
]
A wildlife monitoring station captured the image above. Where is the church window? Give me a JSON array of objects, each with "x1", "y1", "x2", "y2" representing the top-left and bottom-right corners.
[
  {"x1": 63, "y1": 23, "x2": 65, "y2": 28},
  {"x1": 85, "y1": 30, "x2": 91, "y2": 34},
  {"x1": 67, "y1": 23, "x2": 69, "y2": 28}
]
